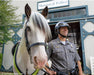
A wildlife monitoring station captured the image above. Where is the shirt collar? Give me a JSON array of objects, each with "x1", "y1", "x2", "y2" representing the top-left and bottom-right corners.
[{"x1": 56, "y1": 38, "x2": 70, "y2": 45}]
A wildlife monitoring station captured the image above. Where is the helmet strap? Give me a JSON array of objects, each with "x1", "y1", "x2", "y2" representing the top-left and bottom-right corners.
[{"x1": 58, "y1": 32, "x2": 67, "y2": 38}]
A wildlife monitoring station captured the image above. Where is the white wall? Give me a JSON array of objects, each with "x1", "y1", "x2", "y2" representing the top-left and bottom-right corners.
[
  {"x1": 10, "y1": 0, "x2": 94, "y2": 23},
  {"x1": 11, "y1": 0, "x2": 43, "y2": 22}
]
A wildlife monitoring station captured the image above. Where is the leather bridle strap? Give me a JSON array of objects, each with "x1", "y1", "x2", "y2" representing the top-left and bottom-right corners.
[
  {"x1": 28, "y1": 42, "x2": 47, "y2": 50},
  {"x1": 25, "y1": 22, "x2": 48, "y2": 53},
  {"x1": 14, "y1": 42, "x2": 40, "y2": 75},
  {"x1": 25, "y1": 26, "x2": 30, "y2": 52}
]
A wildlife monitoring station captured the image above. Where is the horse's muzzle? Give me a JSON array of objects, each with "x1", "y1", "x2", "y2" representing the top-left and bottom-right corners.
[{"x1": 33, "y1": 56, "x2": 47, "y2": 69}]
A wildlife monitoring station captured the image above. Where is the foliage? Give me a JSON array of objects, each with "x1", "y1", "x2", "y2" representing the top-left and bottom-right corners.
[{"x1": 0, "y1": 0, "x2": 19, "y2": 44}]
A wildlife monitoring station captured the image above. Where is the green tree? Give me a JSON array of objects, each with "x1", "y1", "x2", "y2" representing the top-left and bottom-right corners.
[{"x1": 0, "y1": 0, "x2": 19, "y2": 44}]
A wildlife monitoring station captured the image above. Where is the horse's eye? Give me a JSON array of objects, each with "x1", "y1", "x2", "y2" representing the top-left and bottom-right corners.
[{"x1": 27, "y1": 26, "x2": 31, "y2": 31}]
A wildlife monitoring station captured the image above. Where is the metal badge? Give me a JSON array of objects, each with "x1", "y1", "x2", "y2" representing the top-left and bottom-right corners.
[
  {"x1": 71, "y1": 44, "x2": 73, "y2": 48},
  {"x1": 56, "y1": 46, "x2": 59, "y2": 48}
]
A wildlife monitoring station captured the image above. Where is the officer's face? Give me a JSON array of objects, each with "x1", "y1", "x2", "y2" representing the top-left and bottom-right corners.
[{"x1": 59, "y1": 27, "x2": 68, "y2": 36}]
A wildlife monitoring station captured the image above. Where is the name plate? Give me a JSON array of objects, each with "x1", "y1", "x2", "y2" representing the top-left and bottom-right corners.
[{"x1": 37, "y1": 0, "x2": 69, "y2": 10}]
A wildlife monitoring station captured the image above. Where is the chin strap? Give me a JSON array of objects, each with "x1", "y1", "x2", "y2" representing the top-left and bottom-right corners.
[{"x1": 58, "y1": 32, "x2": 67, "y2": 38}]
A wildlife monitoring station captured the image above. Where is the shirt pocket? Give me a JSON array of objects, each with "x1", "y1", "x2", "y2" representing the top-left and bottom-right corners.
[
  {"x1": 68, "y1": 48, "x2": 76, "y2": 60},
  {"x1": 52, "y1": 48, "x2": 65, "y2": 60}
]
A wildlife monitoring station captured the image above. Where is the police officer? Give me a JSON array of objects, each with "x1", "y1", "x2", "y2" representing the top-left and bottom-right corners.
[{"x1": 45, "y1": 21, "x2": 83, "y2": 75}]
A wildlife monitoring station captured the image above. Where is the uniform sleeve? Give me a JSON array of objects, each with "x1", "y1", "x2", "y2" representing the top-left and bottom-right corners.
[
  {"x1": 75, "y1": 51, "x2": 81, "y2": 62},
  {"x1": 46, "y1": 42, "x2": 53, "y2": 60},
  {"x1": 74, "y1": 45, "x2": 81, "y2": 62}
]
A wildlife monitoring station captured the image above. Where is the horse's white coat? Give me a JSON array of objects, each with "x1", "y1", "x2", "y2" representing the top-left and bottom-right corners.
[{"x1": 13, "y1": 11, "x2": 52, "y2": 74}]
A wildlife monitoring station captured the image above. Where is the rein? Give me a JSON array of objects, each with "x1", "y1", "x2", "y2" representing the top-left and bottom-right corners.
[
  {"x1": 13, "y1": 22, "x2": 52, "y2": 75},
  {"x1": 13, "y1": 22, "x2": 51, "y2": 75},
  {"x1": 14, "y1": 42, "x2": 50, "y2": 75},
  {"x1": 13, "y1": 21, "x2": 51, "y2": 75},
  {"x1": 13, "y1": 21, "x2": 49, "y2": 75},
  {"x1": 13, "y1": 42, "x2": 39, "y2": 75}
]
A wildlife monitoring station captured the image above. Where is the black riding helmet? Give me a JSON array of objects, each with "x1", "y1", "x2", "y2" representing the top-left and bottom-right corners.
[
  {"x1": 55, "y1": 21, "x2": 70, "y2": 38},
  {"x1": 55, "y1": 21, "x2": 70, "y2": 30}
]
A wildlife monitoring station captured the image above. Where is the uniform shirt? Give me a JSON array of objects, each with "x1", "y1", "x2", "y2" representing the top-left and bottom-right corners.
[{"x1": 46, "y1": 38, "x2": 81, "y2": 72}]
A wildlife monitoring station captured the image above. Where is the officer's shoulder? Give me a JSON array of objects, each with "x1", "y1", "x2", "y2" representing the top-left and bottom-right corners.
[
  {"x1": 49, "y1": 38, "x2": 57, "y2": 44},
  {"x1": 67, "y1": 40, "x2": 76, "y2": 48},
  {"x1": 49, "y1": 39, "x2": 57, "y2": 43},
  {"x1": 67, "y1": 40, "x2": 75, "y2": 46}
]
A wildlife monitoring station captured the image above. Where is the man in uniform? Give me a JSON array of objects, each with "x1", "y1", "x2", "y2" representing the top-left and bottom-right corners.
[{"x1": 45, "y1": 21, "x2": 83, "y2": 75}]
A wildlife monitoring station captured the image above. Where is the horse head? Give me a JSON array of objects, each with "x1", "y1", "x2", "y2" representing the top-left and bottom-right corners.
[{"x1": 24, "y1": 4, "x2": 51, "y2": 69}]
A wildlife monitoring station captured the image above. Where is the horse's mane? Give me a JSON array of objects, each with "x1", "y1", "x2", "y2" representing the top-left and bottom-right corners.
[{"x1": 26, "y1": 12, "x2": 52, "y2": 42}]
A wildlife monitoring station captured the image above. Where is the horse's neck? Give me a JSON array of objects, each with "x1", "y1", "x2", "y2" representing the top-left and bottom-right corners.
[{"x1": 16, "y1": 36, "x2": 35, "y2": 74}]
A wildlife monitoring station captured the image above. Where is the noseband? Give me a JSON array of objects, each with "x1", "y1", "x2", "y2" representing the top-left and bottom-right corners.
[{"x1": 25, "y1": 22, "x2": 48, "y2": 54}]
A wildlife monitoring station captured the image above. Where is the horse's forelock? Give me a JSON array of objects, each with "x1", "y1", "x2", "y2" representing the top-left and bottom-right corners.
[{"x1": 31, "y1": 12, "x2": 52, "y2": 41}]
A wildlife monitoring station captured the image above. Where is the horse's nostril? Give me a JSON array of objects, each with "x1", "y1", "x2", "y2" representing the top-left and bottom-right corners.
[
  {"x1": 34, "y1": 56, "x2": 38, "y2": 64},
  {"x1": 34, "y1": 56, "x2": 47, "y2": 68}
]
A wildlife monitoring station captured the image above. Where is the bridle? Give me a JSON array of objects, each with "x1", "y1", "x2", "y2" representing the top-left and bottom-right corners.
[
  {"x1": 24, "y1": 21, "x2": 51, "y2": 74},
  {"x1": 13, "y1": 42, "x2": 50, "y2": 75},
  {"x1": 14, "y1": 21, "x2": 52, "y2": 75},
  {"x1": 25, "y1": 21, "x2": 48, "y2": 54}
]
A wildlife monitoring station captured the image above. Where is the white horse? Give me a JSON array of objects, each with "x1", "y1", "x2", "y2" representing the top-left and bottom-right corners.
[{"x1": 12, "y1": 4, "x2": 52, "y2": 75}]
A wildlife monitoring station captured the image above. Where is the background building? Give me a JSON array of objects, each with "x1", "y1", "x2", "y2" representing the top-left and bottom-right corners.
[{"x1": 0, "y1": 0, "x2": 94, "y2": 75}]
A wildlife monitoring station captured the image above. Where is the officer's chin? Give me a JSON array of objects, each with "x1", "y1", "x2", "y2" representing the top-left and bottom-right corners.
[{"x1": 63, "y1": 34, "x2": 67, "y2": 37}]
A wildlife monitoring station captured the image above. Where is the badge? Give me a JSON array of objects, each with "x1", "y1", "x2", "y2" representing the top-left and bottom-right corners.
[{"x1": 71, "y1": 44, "x2": 73, "y2": 48}]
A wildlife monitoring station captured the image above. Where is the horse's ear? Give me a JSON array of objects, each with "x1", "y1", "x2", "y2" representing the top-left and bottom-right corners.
[
  {"x1": 25, "y1": 4, "x2": 31, "y2": 19},
  {"x1": 41, "y1": 6, "x2": 48, "y2": 18}
]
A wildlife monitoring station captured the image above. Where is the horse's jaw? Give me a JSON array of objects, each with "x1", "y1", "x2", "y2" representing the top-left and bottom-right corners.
[
  {"x1": 16, "y1": 49, "x2": 36, "y2": 74},
  {"x1": 29, "y1": 46, "x2": 47, "y2": 69}
]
